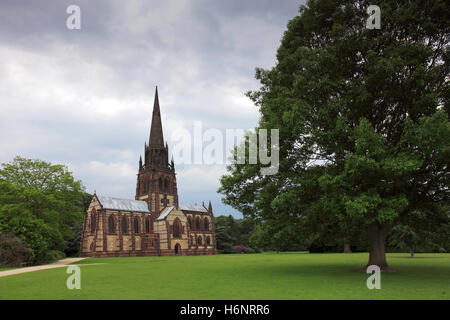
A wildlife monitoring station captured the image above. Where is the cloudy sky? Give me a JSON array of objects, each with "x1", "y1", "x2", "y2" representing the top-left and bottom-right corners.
[{"x1": 0, "y1": 0, "x2": 304, "y2": 217}]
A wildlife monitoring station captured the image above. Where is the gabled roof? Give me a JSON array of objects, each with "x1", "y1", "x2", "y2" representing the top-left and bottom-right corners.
[
  {"x1": 180, "y1": 204, "x2": 208, "y2": 213},
  {"x1": 97, "y1": 195, "x2": 150, "y2": 213},
  {"x1": 156, "y1": 206, "x2": 175, "y2": 220}
]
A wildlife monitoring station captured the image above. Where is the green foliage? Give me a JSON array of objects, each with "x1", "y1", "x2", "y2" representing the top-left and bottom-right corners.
[
  {"x1": 0, "y1": 232, "x2": 31, "y2": 267},
  {"x1": 388, "y1": 225, "x2": 421, "y2": 253},
  {"x1": 0, "y1": 156, "x2": 88, "y2": 264},
  {"x1": 388, "y1": 204, "x2": 450, "y2": 254},
  {"x1": 214, "y1": 215, "x2": 256, "y2": 253},
  {"x1": 44, "y1": 250, "x2": 66, "y2": 262},
  {"x1": 249, "y1": 220, "x2": 306, "y2": 252},
  {"x1": 214, "y1": 225, "x2": 234, "y2": 253},
  {"x1": 244, "y1": 247, "x2": 256, "y2": 254},
  {"x1": 219, "y1": 0, "x2": 450, "y2": 267}
]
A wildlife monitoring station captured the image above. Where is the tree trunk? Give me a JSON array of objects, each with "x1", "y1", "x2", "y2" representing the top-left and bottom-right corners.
[
  {"x1": 343, "y1": 243, "x2": 352, "y2": 253},
  {"x1": 410, "y1": 247, "x2": 414, "y2": 258},
  {"x1": 367, "y1": 223, "x2": 391, "y2": 271}
]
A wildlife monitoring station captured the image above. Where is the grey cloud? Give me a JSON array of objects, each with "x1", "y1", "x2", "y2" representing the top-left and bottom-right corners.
[{"x1": 0, "y1": 0, "x2": 304, "y2": 217}]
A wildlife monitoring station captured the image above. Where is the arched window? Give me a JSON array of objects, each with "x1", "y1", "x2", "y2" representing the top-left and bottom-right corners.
[
  {"x1": 159, "y1": 177, "x2": 163, "y2": 191},
  {"x1": 190, "y1": 235, "x2": 194, "y2": 245},
  {"x1": 206, "y1": 236, "x2": 211, "y2": 246},
  {"x1": 133, "y1": 217, "x2": 139, "y2": 233},
  {"x1": 164, "y1": 178, "x2": 169, "y2": 192},
  {"x1": 91, "y1": 209, "x2": 96, "y2": 234},
  {"x1": 203, "y1": 217, "x2": 209, "y2": 231},
  {"x1": 197, "y1": 236, "x2": 202, "y2": 246},
  {"x1": 145, "y1": 217, "x2": 150, "y2": 233},
  {"x1": 108, "y1": 215, "x2": 115, "y2": 234},
  {"x1": 187, "y1": 216, "x2": 192, "y2": 229},
  {"x1": 121, "y1": 216, "x2": 128, "y2": 234},
  {"x1": 173, "y1": 218, "x2": 182, "y2": 238},
  {"x1": 195, "y1": 216, "x2": 201, "y2": 230}
]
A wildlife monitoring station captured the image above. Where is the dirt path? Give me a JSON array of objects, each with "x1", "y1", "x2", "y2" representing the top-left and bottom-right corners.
[{"x1": 0, "y1": 257, "x2": 86, "y2": 278}]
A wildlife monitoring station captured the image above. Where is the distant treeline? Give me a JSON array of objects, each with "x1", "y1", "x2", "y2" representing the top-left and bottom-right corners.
[{"x1": 215, "y1": 214, "x2": 449, "y2": 255}]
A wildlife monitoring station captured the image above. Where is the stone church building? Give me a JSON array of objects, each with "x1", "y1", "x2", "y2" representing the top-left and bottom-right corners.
[{"x1": 80, "y1": 88, "x2": 216, "y2": 257}]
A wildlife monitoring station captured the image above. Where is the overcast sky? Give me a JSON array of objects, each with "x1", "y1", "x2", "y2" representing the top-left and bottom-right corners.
[{"x1": 0, "y1": 0, "x2": 304, "y2": 217}]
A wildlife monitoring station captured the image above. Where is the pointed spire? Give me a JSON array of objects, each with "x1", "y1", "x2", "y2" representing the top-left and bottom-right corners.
[
  {"x1": 208, "y1": 200, "x2": 212, "y2": 213},
  {"x1": 139, "y1": 155, "x2": 142, "y2": 168},
  {"x1": 149, "y1": 86, "x2": 164, "y2": 147}
]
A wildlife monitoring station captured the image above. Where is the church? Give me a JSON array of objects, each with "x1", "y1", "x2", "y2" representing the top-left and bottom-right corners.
[{"x1": 80, "y1": 88, "x2": 217, "y2": 257}]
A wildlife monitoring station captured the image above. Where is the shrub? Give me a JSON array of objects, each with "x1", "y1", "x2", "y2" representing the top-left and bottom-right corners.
[
  {"x1": 244, "y1": 247, "x2": 256, "y2": 254},
  {"x1": 253, "y1": 247, "x2": 262, "y2": 253},
  {"x1": 234, "y1": 245, "x2": 248, "y2": 254},
  {"x1": 44, "y1": 250, "x2": 66, "y2": 263},
  {"x1": 218, "y1": 242, "x2": 234, "y2": 254},
  {"x1": 0, "y1": 232, "x2": 31, "y2": 267}
]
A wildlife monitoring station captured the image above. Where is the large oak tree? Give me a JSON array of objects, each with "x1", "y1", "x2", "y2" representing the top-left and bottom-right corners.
[{"x1": 219, "y1": 0, "x2": 449, "y2": 270}]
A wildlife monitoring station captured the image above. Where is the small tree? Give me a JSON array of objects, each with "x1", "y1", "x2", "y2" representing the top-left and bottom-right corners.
[
  {"x1": 389, "y1": 225, "x2": 421, "y2": 257},
  {"x1": 0, "y1": 233, "x2": 31, "y2": 267}
]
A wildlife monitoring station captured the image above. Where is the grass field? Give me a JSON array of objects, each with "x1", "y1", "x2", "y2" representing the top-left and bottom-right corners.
[{"x1": 1, "y1": 252, "x2": 449, "y2": 299}]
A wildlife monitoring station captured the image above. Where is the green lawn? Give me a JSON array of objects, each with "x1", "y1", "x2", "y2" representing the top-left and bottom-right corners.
[{"x1": 0, "y1": 252, "x2": 449, "y2": 299}]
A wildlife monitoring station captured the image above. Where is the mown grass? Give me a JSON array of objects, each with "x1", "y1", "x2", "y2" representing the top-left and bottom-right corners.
[{"x1": 0, "y1": 252, "x2": 448, "y2": 299}]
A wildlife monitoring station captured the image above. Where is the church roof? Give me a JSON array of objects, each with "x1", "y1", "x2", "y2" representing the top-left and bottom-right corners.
[
  {"x1": 97, "y1": 195, "x2": 150, "y2": 213},
  {"x1": 180, "y1": 204, "x2": 208, "y2": 212},
  {"x1": 156, "y1": 206, "x2": 175, "y2": 221},
  {"x1": 155, "y1": 203, "x2": 208, "y2": 221}
]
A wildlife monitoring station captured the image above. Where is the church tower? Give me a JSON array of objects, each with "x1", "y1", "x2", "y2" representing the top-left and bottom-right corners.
[{"x1": 136, "y1": 87, "x2": 178, "y2": 217}]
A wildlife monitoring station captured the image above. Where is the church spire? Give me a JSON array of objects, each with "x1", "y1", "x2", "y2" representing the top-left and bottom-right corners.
[{"x1": 149, "y1": 86, "x2": 164, "y2": 147}]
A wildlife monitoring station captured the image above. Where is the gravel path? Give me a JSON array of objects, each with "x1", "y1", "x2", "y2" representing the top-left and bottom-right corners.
[{"x1": 0, "y1": 257, "x2": 86, "y2": 278}]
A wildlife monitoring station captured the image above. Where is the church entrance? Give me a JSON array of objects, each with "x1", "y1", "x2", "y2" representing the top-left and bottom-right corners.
[{"x1": 174, "y1": 243, "x2": 181, "y2": 255}]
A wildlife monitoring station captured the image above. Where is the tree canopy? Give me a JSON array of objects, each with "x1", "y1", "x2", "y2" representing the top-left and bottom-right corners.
[{"x1": 0, "y1": 156, "x2": 89, "y2": 265}]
